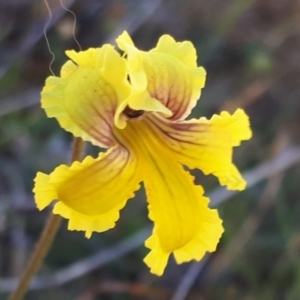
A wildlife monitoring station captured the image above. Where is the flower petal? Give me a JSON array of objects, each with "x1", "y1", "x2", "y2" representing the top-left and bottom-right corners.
[
  {"x1": 147, "y1": 109, "x2": 252, "y2": 190},
  {"x1": 144, "y1": 202, "x2": 223, "y2": 276},
  {"x1": 41, "y1": 45, "x2": 131, "y2": 147},
  {"x1": 116, "y1": 31, "x2": 206, "y2": 121},
  {"x1": 144, "y1": 233, "x2": 170, "y2": 276},
  {"x1": 153, "y1": 34, "x2": 198, "y2": 67},
  {"x1": 141, "y1": 150, "x2": 223, "y2": 275},
  {"x1": 33, "y1": 146, "x2": 142, "y2": 236},
  {"x1": 173, "y1": 207, "x2": 223, "y2": 264},
  {"x1": 53, "y1": 202, "x2": 121, "y2": 238}
]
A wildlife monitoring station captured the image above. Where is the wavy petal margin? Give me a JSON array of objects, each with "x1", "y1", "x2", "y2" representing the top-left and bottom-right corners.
[
  {"x1": 153, "y1": 34, "x2": 197, "y2": 67},
  {"x1": 33, "y1": 146, "x2": 142, "y2": 237},
  {"x1": 147, "y1": 109, "x2": 252, "y2": 190},
  {"x1": 144, "y1": 204, "x2": 223, "y2": 275},
  {"x1": 140, "y1": 146, "x2": 223, "y2": 275},
  {"x1": 116, "y1": 31, "x2": 206, "y2": 122},
  {"x1": 41, "y1": 45, "x2": 131, "y2": 147}
]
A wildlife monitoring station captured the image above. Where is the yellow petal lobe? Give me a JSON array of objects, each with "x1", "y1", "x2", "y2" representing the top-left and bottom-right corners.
[
  {"x1": 173, "y1": 206, "x2": 223, "y2": 263},
  {"x1": 143, "y1": 233, "x2": 169, "y2": 276},
  {"x1": 153, "y1": 34, "x2": 197, "y2": 67},
  {"x1": 144, "y1": 200, "x2": 223, "y2": 276},
  {"x1": 144, "y1": 162, "x2": 201, "y2": 252},
  {"x1": 53, "y1": 202, "x2": 121, "y2": 238},
  {"x1": 33, "y1": 146, "x2": 142, "y2": 236},
  {"x1": 116, "y1": 32, "x2": 206, "y2": 121},
  {"x1": 115, "y1": 31, "x2": 135, "y2": 51},
  {"x1": 143, "y1": 168, "x2": 223, "y2": 275},
  {"x1": 41, "y1": 45, "x2": 130, "y2": 147},
  {"x1": 147, "y1": 109, "x2": 252, "y2": 190}
]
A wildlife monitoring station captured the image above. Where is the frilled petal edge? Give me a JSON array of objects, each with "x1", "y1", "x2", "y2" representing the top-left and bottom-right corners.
[
  {"x1": 146, "y1": 108, "x2": 252, "y2": 190},
  {"x1": 41, "y1": 45, "x2": 130, "y2": 148},
  {"x1": 33, "y1": 146, "x2": 142, "y2": 237},
  {"x1": 138, "y1": 144, "x2": 223, "y2": 275},
  {"x1": 152, "y1": 34, "x2": 198, "y2": 67},
  {"x1": 144, "y1": 189, "x2": 223, "y2": 276},
  {"x1": 116, "y1": 31, "x2": 206, "y2": 121}
]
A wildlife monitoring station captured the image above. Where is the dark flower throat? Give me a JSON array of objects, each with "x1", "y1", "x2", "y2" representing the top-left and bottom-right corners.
[{"x1": 123, "y1": 106, "x2": 144, "y2": 118}]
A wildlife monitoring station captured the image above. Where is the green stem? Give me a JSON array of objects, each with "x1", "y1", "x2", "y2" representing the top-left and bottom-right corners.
[{"x1": 8, "y1": 137, "x2": 85, "y2": 300}]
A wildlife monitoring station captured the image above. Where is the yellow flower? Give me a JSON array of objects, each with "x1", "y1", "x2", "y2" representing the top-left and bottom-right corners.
[{"x1": 33, "y1": 32, "x2": 252, "y2": 275}]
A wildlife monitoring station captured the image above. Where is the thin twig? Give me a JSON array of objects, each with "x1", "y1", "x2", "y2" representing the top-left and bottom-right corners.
[
  {"x1": 7, "y1": 215, "x2": 62, "y2": 300},
  {"x1": 0, "y1": 0, "x2": 77, "y2": 82},
  {"x1": 170, "y1": 256, "x2": 209, "y2": 300},
  {"x1": 8, "y1": 137, "x2": 85, "y2": 300}
]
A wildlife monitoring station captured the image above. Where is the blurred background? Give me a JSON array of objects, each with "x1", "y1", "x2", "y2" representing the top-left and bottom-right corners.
[{"x1": 1, "y1": 0, "x2": 300, "y2": 299}]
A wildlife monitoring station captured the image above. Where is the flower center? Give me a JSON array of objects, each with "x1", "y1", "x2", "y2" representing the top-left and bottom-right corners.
[{"x1": 123, "y1": 106, "x2": 144, "y2": 119}]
